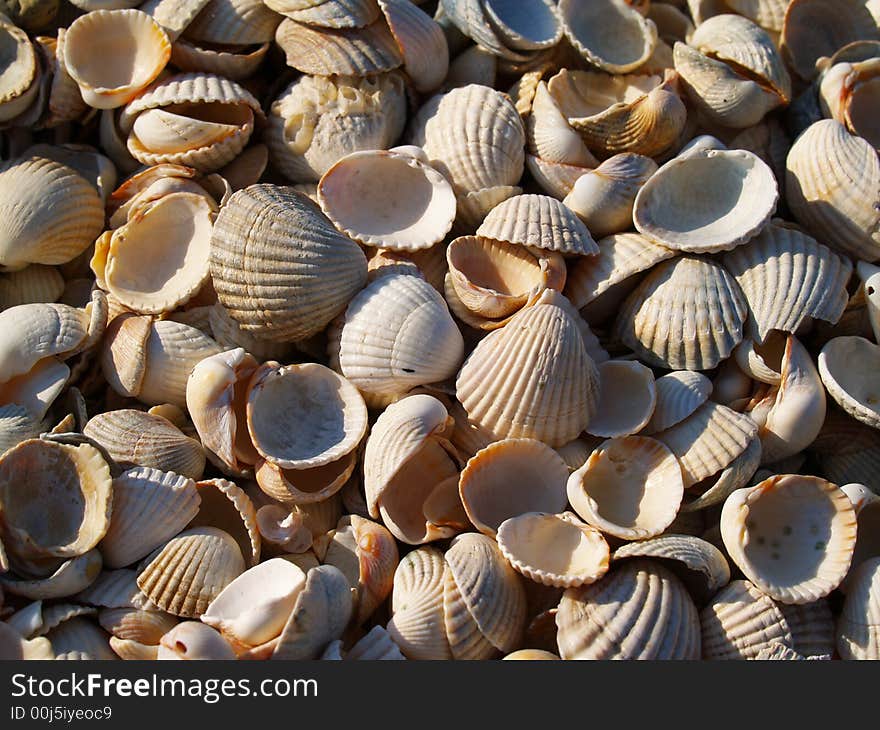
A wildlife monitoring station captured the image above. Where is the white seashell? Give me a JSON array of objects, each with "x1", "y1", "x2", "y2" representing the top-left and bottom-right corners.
[
  {"x1": 819, "y1": 336, "x2": 880, "y2": 430},
  {"x1": 842, "y1": 484, "x2": 880, "y2": 589},
  {"x1": 340, "y1": 625, "x2": 405, "y2": 660},
  {"x1": 185, "y1": 0, "x2": 282, "y2": 45},
  {"x1": 378, "y1": 0, "x2": 449, "y2": 93},
  {"x1": 644, "y1": 371, "x2": 713, "y2": 435},
  {"x1": 526, "y1": 81, "x2": 597, "y2": 168},
  {"x1": 779, "y1": 599, "x2": 836, "y2": 659},
  {"x1": 837, "y1": 556, "x2": 880, "y2": 660},
  {"x1": 0, "y1": 550, "x2": 102, "y2": 600},
  {"x1": 157, "y1": 621, "x2": 236, "y2": 660},
  {"x1": 586, "y1": 360, "x2": 656, "y2": 438}
]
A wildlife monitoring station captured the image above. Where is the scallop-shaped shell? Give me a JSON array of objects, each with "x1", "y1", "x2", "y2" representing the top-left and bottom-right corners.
[
  {"x1": 819, "y1": 336, "x2": 880, "y2": 430},
  {"x1": 476, "y1": 194, "x2": 598, "y2": 256},
  {"x1": 275, "y1": 17, "x2": 403, "y2": 76},
  {"x1": 438, "y1": 0, "x2": 529, "y2": 62},
  {"x1": 335, "y1": 272, "x2": 463, "y2": 395},
  {"x1": 525, "y1": 155, "x2": 588, "y2": 200},
  {"x1": 556, "y1": 559, "x2": 700, "y2": 660},
  {"x1": 211, "y1": 185, "x2": 367, "y2": 343},
  {"x1": 567, "y1": 436, "x2": 684, "y2": 540},
  {"x1": 615, "y1": 256, "x2": 748, "y2": 371},
  {"x1": 0, "y1": 265, "x2": 65, "y2": 309},
  {"x1": 785, "y1": 120, "x2": 880, "y2": 262},
  {"x1": 137, "y1": 526, "x2": 245, "y2": 618},
  {"x1": 318, "y1": 150, "x2": 456, "y2": 251},
  {"x1": 188, "y1": 478, "x2": 260, "y2": 567},
  {"x1": 443, "y1": 532, "x2": 527, "y2": 660},
  {"x1": 169, "y1": 38, "x2": 269, "y2": 81},
  {"x1": 526, "y1": 81, "x2": 597, "y2": 167},
  {"x1": 0, "y1": 550, "x2": 103, "y2": 600},
  {"x1": 480, "y1": 0, "x2": 562, "y2": 51},
  {"x1": 456, "y1": 289, "x2": 599, "y2": 447},
  {"x1": 779, "y1": 599, "x2": 835, "y2": 659},
  {"x1": 644, "y1": 371, "x2": 713, "y2": 435},
  {"x1": 99, "y1": 607, "x2": 178, "y2": 645},
  {"x1": 83, "y1": 409, "x2": 206, "y2": 480},
  {"x1": 275, "y1": 0, "x2": 379, "y2": 28},
  {"x1": 819, "y1": 58, "x2": 880, "y2": 150},
  {"x1": 701, "y1": 579, "x2": 793, "y2": 659},
  {"x1": 378, "y1": 0, "x2": 448, "y2": 93},
  {"x1": 726, "y1": 0, "x2": 787, "y2": 32},
  {"x1": 0, "y1": 16, "x2": 38, "y2": 124},
  {"x1": 0, "y1": 155, "x2": 105, "y2": 271},
  {"x1": 838, "y1": 557, "x2": 880, "y2": 660},
  {"x1": 185, "y1": 0, "x2": 282, "y2": 44},
  {"x1": 558, "y1": 0, "x2": 658, "y2": 74},
  {"x1": 634, "y1": 149, "x2": 777, "y2": 254},
  {"x1": 100, "y1": 467, "x2": 201, "y2": 569},
  {"x1": 63, "y1": 10, "x2": 171, "y2": 109},
  {"x1": 723, "y1": 222, "x2": 852, "y2": 344},
  {"x1": 157, "y1": 621, "x2": 236, "y2": 660},
  {"x1": 586, "y1": 360, "x2": 656, "y2": 438},
  {"x1": 458, "y1": 439, "x2": 568, "y2": 537},
  {"x1": 45, "y1": 617, "x2": 115, "y2": 660},
  {"x1": 811, "y1": 408, "x2": 880, "y2": 490}
]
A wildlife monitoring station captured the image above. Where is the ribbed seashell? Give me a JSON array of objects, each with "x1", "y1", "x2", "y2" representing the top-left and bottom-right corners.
[
  {"x1": 838, "y1": 557, "x2": 880, "y2": 660},
  {"x1": 63, "y1": 10, "x2": 170, "y2": 110},
  {"x1": 189, "y1": 478, "x2": 259, "y2": 567},
  {"x1": 318, "y1": 149, "x2": 456, "y2": 251},
  {"x1": 778, "y1": 599, "x2": 835, "y2": 659},
  {"x1": 644, "y1": 371, "x2": 713, "y2": 435},
  {"x1": 99, "y1": 467, "x2": 201, "y2": 569},
  {"x1": 323, "y1": 515, "x2": 399, "y2": 625},
  {"x1": 363, "y1": 394, "x2": 461, "y2": 544},
  {"x1": 0, "y1": 549, "x2": 102, "y2": 600},
  {"x1": 0, "y1": 265, "x2": 64, "y2": 309},
  {"x1": 525, "y1": 155, "x2": 588, "y2": 200},
  {"x1": 860, "y1": 259, "x2": 880, "y2": 345},
  {"x1": 701, "y1": 579, "x2": 793, "y2": 659},
  {"x1": 615, "y1": 256, "x2": 748, "y2": 370},
  {"x1": 273, "y1": 0, "x2": 379, "y2": 28},
  {"x1": 157, "y1": 620, "x2": 236, "y2": 659},
  {"x1": 266, "y1": 73, "x2": 407, "y2": 185},
  {"x1": 842, "y1": 484, "x2": 880, "y2": 589},
  {"x1": 378, "y1": 0, "x2": 448, "y2": 93},
  {"x1": 99, "y1": 608, "x2": 178, "y2": 646},
  {"x1": 811, "y1": 407, "x2": 880, "y2": 490},
  {"x1": 201, "y1": 558, "x2": 305, "y2": 647},
  {"x1": 556, "y1": 559, "x2": 700, "y2": 660},
  {"x1": 480, "y1": 0, "x2": 562, "y2": 51},
  {"x1": 721, "y1": 475, "x2": 857, "y2": 605},
  {"x1": 497, "y1": 512, "x2": 609, "y2": 588},
  {"x1": 819, "y1": 57, "x2": 880, "y2": 150},
  {"x1": 275, "y1": 17, "x2": 403, "y2": 76},
  {"x1": 526, "y1": 81, "x2": 596, "y2": 168},
  {"x1": 786, "y1": 120, "x2": 880, "y2": 261},
  {"x1": 185, "y1": 0, "x2": 282, "y2": 44},
  {"x1": 210, "y1": 185, "x2": 368, "y2": 343},
  {"x1": 255, "y1": 451, "x2": 357, "y2": 506},
  {"x1": 137, "y1": 526, "x2": 245, "y2": 618},
  {"x1": 271, "y1": 564, "x2": 354, "y2": 659},
  {"x1": 634, "y1": 149, "x2": 777, "y2": 254},
  {"x1": 83, "y1": 409, "x2": 206, "y2": 480},
  {"x1": 456, "y1": 289, "x2": 599, "y2": 447},
  {"x1": 0, "y1": 16, "x2": 38, "y2": 124},
  {"x1": 169, "y1": 38, "x2": 269, "y2": 81},
  {"x1": 819, "y1": 336, "x2": 880, "y2": 430},
  {"x1": 335, "y1": 272, "x2": 463, "y2": 395},
  {"x1": 109, "y1": 637, "x2": 158, "y2": 660},
  {"x1": 781, "y1": 0, "x2": 880, "y2": 81},
  {"x1": 443, "y1": 532, "x2": 526, "y2": 659},
  {"x1": 387, "y1": 546, "x2": 450, "y2": 659},
  {"x1": 44, "y1": 617, "x2": 115, "y2": 660},
  {"x1": 206, "y1": 303, "x2": 293, "y2": 363},
  {"x1": 331, "y1": 625, "x2": 404, "y2": 660},
  {"x1": 444, "y1": 44, "x2": 497, "y2": 91},
  {"x1": 0, "y1": 403, "x2": 44, "y2": 456},
  {"x1": 725, "y1": 0, "x2": 787, "y2": 32},
  {"x1": 0, "y1": 154, "x2": 105, "y2": 271},
  {"x1": 586, "y1": 360, "x2": 656, "y2": 438},
  {"x1": 458, "y1": 439, "x2": 568, "y2": 537},
  {"x1": 438, "y1": 0, "x2": 530, "y2": 62},
  {"x1": 558, "y1": 0, "x2": 658, "y2": 74},
  {"x1": 567, "y1": 436, "x2": 683, "y2": 540}
]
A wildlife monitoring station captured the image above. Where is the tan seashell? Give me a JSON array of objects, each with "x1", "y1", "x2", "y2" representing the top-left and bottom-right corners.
[
  {"x1": 438, "y1": 0, "x2": 531, "y2": 62},
  {"x1": 644, "y1": 371, "x2": 713, "y2": 435},
  {"x1": 188, "y1": 478, "x2": 259, "y2": 567},
  {"x1": 558, "y1": 0, "x2": 658, "y2": 74},
  {"x1": 819, "y1": 336, "x2": 880, "y2": 430},
  {"x1": 556, "y1": 558, "x2": 701, "y2": 660},
  {"x1": 0, "y1": 16, "x2": 38, "y2": 124},
  {"x1": 811, "y1": 407, "x2": 880, "y2": 490},
  {"x1": 45, "y1": 617, "x2": 115, "y2": 660},
  {"x1": 138, "y1": 0, "x2": 211, "y2": 41},
  {"x1": 456, "y1": 289, "x2": 600, "y2": 447},
  {"x1": 444, "y1": 44, "x2": 497, "y2": 91},
  {"x1": 63, "y1": 10, "x2": 170, "y2": 110},
  {"x1": 458, "y1": 439, "x2": 568, "y2": 537},
  {"x1": 137, "y1": 526, "x2": 246, "y2": 618},
  {"x1": 526, "y1": 81, "x2": 597, "y2": 168},
  {"x1": 568, "y1": 436, "x2": 684, "y2": 540},
  {"x1": 99, "y1": 607, "x2": 178, "y2": 645},
  {"x1": 785, "y1": 120, "x2": 880, "y2": 261},
  {"x1": 842, "y1": 484, "x2": 880, "y2": 589},
  {"x1": 110, "y1": 637, "x2": 158, "y2": 660},
  {"x1": 206, "y1": 303, "x2": 294, "y2": 363},
  {"x1": 615, "y1": 256, "x2": 748, "y2": 371},
  {"x1": 443, "y1": 532, "x2": 527, "y2": 660},
  {"x1": 217, "y1": 144, "x2": 267, "y2": 192},
  {"x1": 700, "y1": 579, "x2": 793, "y2": 659},
  {"x1": 0, "y1": 265, "x2": 64, "y2": 309},
  {"x1": 378, "y1": 0, "x2": 449, "y2": 93},
  {"x1": 503, "y1": 649, "x2": 560, "y2": 660},
  {"x1": 185, "y1": 0, "x2": 282, "y2": 45},
  {"x1": 169, "y1": 38, "x2": 269, "y2": 81},
  {"x1": 837, "y1": 556, "x2": 880, "y2": 660},
  {"x1": 100, "y1": 467, "x2": 201, "y2": 569},
  {"x1": 83, "y1": 409, "x2": 206, "y2": 480},
  {"x1": 255, "y1": 503, "x2": 312, "y2": 553},
  {"x1": 210, "y1": 185, "x2": 368, "y2": 343},
  {"x1": 586, "y1": 360, "x2": 656, "y2": 438},
  {"x1": 334, "y1": 625, "x2": 405, "y2": 660},
  {"x1": 554, "y1": 437, "x2": 597, "y2": 473},
  {"x1": 819, "y1": 57, "x2": 880, "y2": 150},
  {"x1": 726, "y1": 0, "x2": 787, "y2": 32},
  {"x1": 255, "y1": 451, "x2": 357, "y2": 506},
  {"x1": 318, "y1": 149, "x2": 456, "y2": 251},
  {"x1": 273, "y1": 0, "x2": 379, "y2": 28},
  {"x1": 157, "y1": 620, "x2": 236, "y2": 659},
  {"x1": 778, "y1": 598, "x2": 835, "y2": 659},
  {"x1": 524, "y1": 154, "x2": 588, "y2": 200},
  {"x1": 0, "y1": 549, "x2": 102, "y2": 600}
]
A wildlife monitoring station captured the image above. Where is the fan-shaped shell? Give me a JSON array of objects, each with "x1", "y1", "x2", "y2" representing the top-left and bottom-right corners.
[
  {"x1": 188, "y1": 478, "x2": 260, "y2": 567},
  {"x1": 378, "y1": 0, "x2": 449, "y2": 93},
  {"x1": 819, "y1": 336, "x2": 880, "y2": 430},
  {"x1": 838, "y1": 557, "x2": 880, "y2": 660},
  {"x1": 277, "y1": 0, "x2": 379, "y2": 28},
  {"x1": 185, "y1": 0, "x2": 282, "y2": 45},
  {"x1": 644, "y1": 371, "x2": 712, "y2": 435},
  {"x1": 0, "y1": 265, "x2": 65, "y2": 310},
  {"x1": 779, "y1": 599, "x2": 835, "y2": 659},
  {"x1": 586, "y1": 360, "x2": 656, "y2": 438},
  {"x1": 526, "y1": 81, "x2": 597, "y2": 168},
  {"x1": 819, "y1": 57, "x2": 880, "y2": 150},
  {"x1": 169, "y1": 38, "x2": 270, "y2": 81}
]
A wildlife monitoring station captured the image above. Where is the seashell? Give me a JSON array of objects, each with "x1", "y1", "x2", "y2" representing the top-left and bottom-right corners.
[
  {"x1": 456, "y1": 289, "x2": 600, "y2": 447},
  {"x1": 0, "y1": 15, "x2": 38, "y2": 124},
  {"x1": 837, "y1": 556, "x2": 880, "y2": 660},
  {"x1": 729, "y1": 117, "x2": 791, "y2": 191},
  {"x1": 502, "y1": 649, "x2": 560, "y2": 660},
  {"x1": 819, "y1": 57, "x2": 880, "y2": 150},
  {"x1": 558, "y1": 0, "x2": 658, "y2": 74},
  {"x1": 338, "y1": 625, "x2": 405, "y2": 660},
  {"x1": 634, "y1": 149, "x2": 777, "y2": 254},
  {"x1": 378, "y1": 0, "x2": 449, "y2": 93},
  {"x1": 189, "y1": 478, "x2": 259, "y2": 567},
  {"x1": 335, "y1": 272, "x2": 463, "y2": 395},
  {"x1": 83, "y1": 409, "x2": 205, "y2": 480},
  {"x1": 444, "y1": 44, "x2": 497, "y2": 91},
  {"x1": 206, "y1": 303, "x2": 294, "y2": 363},
  {"x1": 63, "y1": 10, "x2": 170, "y2": 110},
  {"x1": 477, "y1": 193, "x2": 598, "y2": 257},
  {"x1": 387, "y1": 546, "x2": 451, "y2": 659},
  {"x1": 860, "y1": 260, "x2": 880, "y2": 345},
  {"x1": 567, "y1": 436, "x2": 684, "y2": 540},
  {"x1": 276, "y1": 0, "x2": 380, "y2": 28},
  {"x1": 526, "y1": 81, "x2": 597, "y2": 168},
  {"x1": 525, "y1": 155, "x2": 588, "y2": 200},
  {"x1": 721, "y1": 474, "x2": 858, "y2": 604},
  {"x1": 725, "y1": 0, "x2": 787, "y2": 32},
  {"x1": 99, "y1": 608, "x2": 177, "y2": 648},
  {"x1": 185, "y1": 0, "x2": 282, "y2": 45},
  {"x1": 0, "y1": 265, "x2": 64, "y2": 310},
  {"x1": 443, "y1": 532, "x2": 527, "y2": 660},
  {"x1": 266, "y1": 72, "x2": 407, "y2": 184},
  {"x1": 479, "y1": 0, "x2": 561, "y2": 52},
  {"x1": 458, "y1": 439, "x2": 568, "y2": 537},
  {"x1": 556, "y1": 558, "x2": 701, "y2": 660},
  {"x1": 554, "y1": 438, "x2": 596, "y2": 473},
  {"x1": 614, "y1": 256, "x2": 748, "y2": 371},
  {"x1": 497, "y1": 512, "x2": 610, "y2": 588},
  {"x1": 819, "y1": 336, "x2": 880, "y2": 430},
  {"x1": 157, "y1": 621, "x2": 236, "y2": 659},
  {"x1": 438, "y1": 0, "x2": 530, "y2": 62},
  {"x1": 210, "y1": 185, "x2": 368, "y2": 343},
  {"x1": 0, "y1": 154, "x2": 105, "y2": 271},
  {"x1": 842, "y1": 484, "x2": 880, "y2": 588},
  {"x1": 201, "y1": 558, "x2": 306, "y2": 647},
  {"x1": 586, "y1": 360, "x2": 656, "y2": 438},
  {"x1": 723, "y1": 222, "x2": 852, "y2": 345},
  {"x1": 785, "y1": 120, "x2": 880, "y2": 261},
  {"x1": 811, "y1": 407, "x2": 880, "y2": 491},
  {"x1": 169, "y1": 38, "x2": 269, "y2": 81},
  {"x1": 255, "y1": 503, "x2": 312, "y2": 554},
  {"x1": 100, "y1": 467, "x2": 201, "y2": 569},
  {"x1": 137, "y1": 526, "x2": 246, "y2": 618},
  {"x1": 45, "y1": 617, "x2": 115, "y2": 660},
  {"x1": 74, "y1": 568, "x2": 157, "y2": 611},
  {"x1": 275, "y1": 17, "x2": 403, "y2": 76},
  {"x1": 110, "y1": 637, "x2": 159, "y2": 660},
  {"x1": 0, "y1": 549, "x2": 102, "y2": 600},
  {"x1": 700, "y1": 579, "x2": 793, "y2": 659},
  {"x1": 318, "y1": 149, "x2": 456, "y2": 251},
  {"x1": 778, "y1": 599, "x2": 835, "y2": 659},
  {"x1": 0, "y1": 621, "x2": 55, "y2": 660},
  {"x1": 256, "y1": 451, "x2": 357, "y2": 506},
  {"x1": 363, "y1": 394, "x2": 461, "y2": 544},
  {"x1": 644, "y1": 371, "x2": 712, "y2": 435}
]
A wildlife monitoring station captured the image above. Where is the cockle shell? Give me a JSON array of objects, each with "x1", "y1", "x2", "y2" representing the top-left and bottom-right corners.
[
  {"x1": 838, "y1": 556, "x2": 880, "y2": 660},
  {"x1": 525, "y1": 155, "x2": 588, "y2": 200},
  {"x1": 481, "y1": 0, "x2": 562, "y2": 51},
  {"x1": 188, "y1": 478, "x2": 260, "y2": 567},
  {"x1": 444, "y1": 44, "x2": 497, "y2": 91},
  {"x1": 779, "y1": 599, "x2": 835, "y2": 659},
  {"x1": 819, "y1": 336, "x2": 880, "y2": 430},
  {"x1": 44, "y1": 616, "x2": 115, "y2": 660},
  {"x1": 272, "y1": 0, "x2": 379, "y2": 29},
  {"x1": 378, "y1": 0, "x2": 449, "y2": 93},
  {"x1": 644, "y1": 371, "x2": 712, "y2": 435},
  {"x1": 438, "y1": 0, "x2": 530, "y2": 62},
  {"x1": 99, "y1": 607, "x2": 178, "y2": 646},
  {"x1": 556, "y1": 558, "x2": 701, "y2": 660},
  {"x1": 334, "y1": 625, "x2": 405, "y2": 660},
  {"x1": 169, "y1": 38, "x2": 270, "y2": 81},
  {"x1": 0, "y1": 265, "x2": 64, "y2": 310},
  {"x1": 157, "y1": 621, "x2": 236, "y2": 660},
  {"x1": 185, "y1": 0, "x2": 282, "y2": 45},
  {"x1": 0, "y1": 14, "x2": 38, "y2": 124},
  {"x1": 811, "y1": 407, "x2": 880, "y2": 491},
  {"x1": 586, "y1": 360, "x2": 656, "y2": 438},
  {"x1": 819, "y1": 57, "x2": 880, "y2": 150},
  {"x1": 842, "y1": 484, "x2": 880, "y2": 588},
  {"x1": 726, "y1": 0, "x2": 787, "y2": 32},
  {"x1": 256, "y1": 452, "x2": 357, "y2": 506},
  {"x1": 0, "y1": 549, "x2": 102, "y2": 600},
  {"x1": 526, "y1": 80, "x2": 597, "y2": 167}
]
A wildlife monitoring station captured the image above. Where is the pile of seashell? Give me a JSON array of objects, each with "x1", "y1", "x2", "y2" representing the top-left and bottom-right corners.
[{"x1": 1, "y1": 0, "x2": 879, "y2": 662}]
